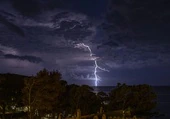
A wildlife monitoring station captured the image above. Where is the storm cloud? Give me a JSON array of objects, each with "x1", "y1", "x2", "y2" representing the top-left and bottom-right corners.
[{"x1": 0, "y1": 0, "x2": 170, "y2": 86}]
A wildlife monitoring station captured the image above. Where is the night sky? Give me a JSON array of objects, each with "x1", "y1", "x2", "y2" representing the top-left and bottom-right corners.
[{"x1": 0, "y1": 0, "x2": 170, "y2": 86}]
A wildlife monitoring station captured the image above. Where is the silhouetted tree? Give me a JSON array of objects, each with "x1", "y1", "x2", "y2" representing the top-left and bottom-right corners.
[
  {"x1": 0, "y1": 74, "x2": 25, "y2": 119},
  {"x1": 67, "y1": 84, "x2": 101, "y2": 115},
  {"x1": 96, "y1": 91, "x2": 109, "y2": 109},
  {"x1": 66, "y1": 84, "x2": 79, "y2": 115},
  {"x1": 108, "y1": 83, "x2": 130, "y2": 110},
  {"x1": 22, "y1": 69, "x2": 65, "y2": 119},
  {"x1": 108, "y1": 83, "x2": 157, "y2": 116},
  {"x1": 129, "y1": 84, "x2": 157, "y2": 115},
  {"x1": 51, "y1": 80, "x2": 68, "y2": 118}
]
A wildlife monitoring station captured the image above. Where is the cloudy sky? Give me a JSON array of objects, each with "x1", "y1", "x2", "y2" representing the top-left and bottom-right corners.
[{"x1": 0, "y1": 0, "x2": 170, "y2": 86}]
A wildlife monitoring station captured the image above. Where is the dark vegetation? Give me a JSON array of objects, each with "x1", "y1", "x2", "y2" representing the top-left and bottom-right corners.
[{"x1": 0, "y1": 69, "x2": 157, "y2": 119}]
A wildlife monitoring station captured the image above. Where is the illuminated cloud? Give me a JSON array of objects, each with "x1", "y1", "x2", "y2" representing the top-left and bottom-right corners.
[
  {"x1": 0, "y1": 44, "x2": 19, "y2": 55},
  {"x1": 0, "y1": 0, "x2": 170, "y2": 85},
  {"x1": 4, "y1": 54, "x2": 43, "y2": 63}
]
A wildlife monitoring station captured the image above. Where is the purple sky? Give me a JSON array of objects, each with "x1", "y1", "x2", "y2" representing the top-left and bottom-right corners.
[{"x1": 0, "y1": 0, "x2": 170, "y2": 86}]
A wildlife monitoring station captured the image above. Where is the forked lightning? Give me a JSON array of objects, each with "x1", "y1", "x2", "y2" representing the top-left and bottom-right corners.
[{"x1": 75, "y1": 43, "x2": 109, "y2": 86}]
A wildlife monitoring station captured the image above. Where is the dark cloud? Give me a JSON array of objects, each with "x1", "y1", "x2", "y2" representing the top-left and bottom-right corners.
[
  {"x1": 0, "y1": 14, "x2": 24, "y2": 36},
  {"x1": 4, "y1": 54, "x2": 43, "y2": 63},
  {"x1": 11, "y1": 0, "x2": 41, "y2": 17},
  {"x1": 65, "y1": 0, "x2": 108, "y2": 17},
  {"x1": 106, "y1": 0, "x2": 170, "y2": 42},
  {"x1": 0, "y1": 0, "x2": 170, "y2": 86},
  {"x1": 0, "y1": 50, "x2": 3, "y2": 55},
  {"x1": 0, "y1": 9, "x2": 16, "y2": 17},
  {"x1": 54, "y1": 20, "x2": 93, "y2": 40},
  {"x1": 9, "y1": 0, "x2": 108, "y2": 17},
  {"x1": 10, "y1": 0, "x2": 72, "y2": 17},
  {"x1": 51, "y1": 12, "x2": 69, "y2": 22},
  {"x1": 97, "y1": 41, "x2": 120, "y2": 49}
]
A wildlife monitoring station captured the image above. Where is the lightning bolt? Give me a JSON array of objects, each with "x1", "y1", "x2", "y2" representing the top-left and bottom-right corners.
[{"x1": 75, "y1": 43, "x2": 109, "y2": 86}]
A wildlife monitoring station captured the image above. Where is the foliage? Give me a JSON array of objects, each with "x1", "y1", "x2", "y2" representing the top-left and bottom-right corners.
[
  {"x1": 22, "y1": 69, "x2": 65, "y2": 119},
  {"x1": 96, "y1": 91, "x2": 109, "y2": 111},
  {"x1": 0, "y1": 72, "x2": 158, "y2": 118},
  {"x1": 108, "y1": 83, "x2": 157, "y2": 115},
  {"x1": 0, "y1": 74, "x2": 26, "y2": 119},
  {"x1": 66, "y1": 84, "x2": 101, "y2": 115}
]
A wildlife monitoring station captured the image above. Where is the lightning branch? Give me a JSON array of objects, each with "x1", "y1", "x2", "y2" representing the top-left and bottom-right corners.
[{"x1": 75, "y1": 43, "x2": 109, "y2": 86}]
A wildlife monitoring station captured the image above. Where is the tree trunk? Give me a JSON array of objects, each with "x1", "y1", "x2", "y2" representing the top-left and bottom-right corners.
[
  {"x1": 28, "y1": 107, "x2": 33, "y2": 119},
  {"x1": 2, "y1": 103, "x2": 6, "y2": 119},
  {"x1": 28, "y1": 83, "x2": 33, "y2": 119},
  {"x1": 52, "y1": 111, "x2": 56, "y2": 119}
]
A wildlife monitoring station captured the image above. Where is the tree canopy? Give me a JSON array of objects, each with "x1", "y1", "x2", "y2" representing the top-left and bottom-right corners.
[
  {"x1": 0, "y1": 74, "x2": 26, "y2": 119},
  {"x1": 0, "y1": 71, "x2": 158, "y2": 119},
  {"x1": 22, "y1": 69, "x2": 65, "y2": 119},
  {"x1": 108, "y1": 83, "x2": 157, "y2": 116}
]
